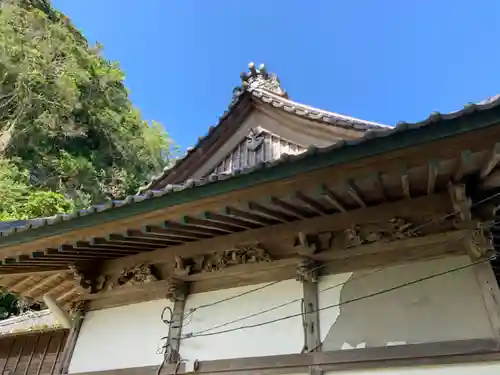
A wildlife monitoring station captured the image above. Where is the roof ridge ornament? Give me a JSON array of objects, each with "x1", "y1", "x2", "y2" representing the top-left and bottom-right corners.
[{"x1": 240, "y1": 62, "x2": 288, "y2": 98}]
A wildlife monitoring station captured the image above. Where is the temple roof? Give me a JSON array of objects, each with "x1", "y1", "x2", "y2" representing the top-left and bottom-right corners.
[
  {"x1": 0, "y1": 87, "x2": 498, "y2": 240},
  {"x1": 139, "y1": 62, "x2": 388, "y2": 192}
]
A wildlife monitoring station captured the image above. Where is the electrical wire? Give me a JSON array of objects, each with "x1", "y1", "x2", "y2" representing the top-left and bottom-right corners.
[
  {"x1": 183, "y1": 267, "x2": 386, "y2": 337},
  {"x1": 183, "y1": 280, "x2": 282, "y2": 317},
  {"x1": 160, "y1": 189, "x2": 500, "y2": 344},
  {"x1": 181, "y1": 189, "x2": 500, "y2": 318},
  {"x1": 181, "y1": 254, "x2": 496, "y2": 339}
]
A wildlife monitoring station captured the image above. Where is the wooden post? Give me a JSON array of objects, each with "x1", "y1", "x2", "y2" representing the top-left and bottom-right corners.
[
  {"x1": 59, "y1": 304, "x2": 86, "y2": 374},
  {"x1": 299, "y1": 259, "x2": 322, "y2": 375},
  {"x1": 473, "y1": 262, "x2": 500, "y2": 339},
  {"x1": 166, "y1": 282, "x2": 189, "y2": 363},
  {"x1": 297, "y1": 257, "x2": 321, "y2": 359}
]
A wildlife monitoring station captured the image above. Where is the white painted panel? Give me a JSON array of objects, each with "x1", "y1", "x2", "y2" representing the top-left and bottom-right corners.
[
  {"x1": 319, "y1": 256, "x2": 493, "y2": 351},
  {"x1": 68, "y1": 298, "x2": 173, "y2": 373},
  {"x1": 325, "y1": 362, "x2": 500, "y2": 375},
  {"x1": 181, "y1": 279, "x2": 303, "y2": 361}
]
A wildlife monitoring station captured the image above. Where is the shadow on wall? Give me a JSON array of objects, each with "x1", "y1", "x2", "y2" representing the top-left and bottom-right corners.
[{"x1": 321, "y1": 257, "x2": 493, "y2": 351}]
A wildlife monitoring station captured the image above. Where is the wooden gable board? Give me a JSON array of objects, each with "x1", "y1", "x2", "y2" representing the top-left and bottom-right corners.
[{"x1": 141, "y1": 63, "x2": 386, "y2": 190}]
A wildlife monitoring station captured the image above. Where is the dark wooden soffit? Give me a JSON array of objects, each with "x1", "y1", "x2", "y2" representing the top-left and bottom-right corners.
[
  {"x1": 67, "y1": 339, "x2": 500, "y2": 375},
  {"x1": 0, "y1": 105, "x2": 499, "y2": 255}
]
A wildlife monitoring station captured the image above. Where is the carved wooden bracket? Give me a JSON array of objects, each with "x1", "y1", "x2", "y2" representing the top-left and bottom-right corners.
[
  {"x1": 93, "y1": 264, "x2": 158, "y2": 294},
  {"x1": 69, "y1": 265, "x2": 94, "y2": 294},
  {"x1": 296, "y1": 257, "x2": 319, "y2": 283},
  {"x1": 465, "y1": 223, "x2": 494, "y2": 260},
  {"x1": 68, "y1": 300, "x2": 86, "y2": 315},
  {"x1": 174, "y1": 244, "x2": 272, "y2": 276},
  {"x1": 165, "y1": 279, "x2": 189, "y2": 302},
  {"x1": 294, "y1": 232, "x2": 332, "y2": 256},
  {"x1": 449, "y1": 183, "x2": 472, "y2": 223}
]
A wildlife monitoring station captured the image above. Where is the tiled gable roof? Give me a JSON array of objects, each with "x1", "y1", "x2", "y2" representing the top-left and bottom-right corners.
[{"x1": 138, "y1": 62, "x2": 388, "y2": 193}]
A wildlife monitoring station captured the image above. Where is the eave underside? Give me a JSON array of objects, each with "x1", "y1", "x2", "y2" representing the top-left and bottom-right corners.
[{"x1": 1, "y1": 125, "x2": 500, "y2": 308}]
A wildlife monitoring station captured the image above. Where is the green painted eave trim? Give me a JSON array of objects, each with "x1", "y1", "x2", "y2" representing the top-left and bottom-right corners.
[{"x1": 1, "y1": 106, "x2": 500, "y2": 250}]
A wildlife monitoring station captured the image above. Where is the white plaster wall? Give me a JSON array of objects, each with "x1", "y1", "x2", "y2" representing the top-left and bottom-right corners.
[
  {"x1": 180, "y1": 279, "x2": 303, "y2": 361},
  {"x1": 68, "y1": 298, "x2": 173, "y2": 373},
  {"x1": 319, "y1": 256, "x2": 493, "y2": 351},
  {"x1": 325, "y1": 362, "x2": 500, "y2": 375}
]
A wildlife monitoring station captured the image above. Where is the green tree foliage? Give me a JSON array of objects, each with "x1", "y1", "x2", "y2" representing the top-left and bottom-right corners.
[
  {"x1": 0, "y1": 0, "x2": 175, "y2": 209},
  {"x1": 0, "y1": 0, "x2": 176, "y2": 319}
]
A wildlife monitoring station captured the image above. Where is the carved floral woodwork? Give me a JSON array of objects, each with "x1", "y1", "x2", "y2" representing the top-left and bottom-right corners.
[
  {"x1": 466, "y1": 223, "x2": 494, "y2": 260},
  {"x1": 95, "y1": 264, "x2": 158, "y2": 293},
  {"x1": 174, "y1": 244, "x2": 272, "y2": 276},
  {"x1": 340, "y1": 217, "x2": 420, "y2": 249},
  {"x1": 71, "y1": 264, "x2": 158, "y2": 294}
]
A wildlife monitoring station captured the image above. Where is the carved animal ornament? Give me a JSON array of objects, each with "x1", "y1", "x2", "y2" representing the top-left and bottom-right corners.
[
  {"x1": 71, "y1": 264, "x2": 158, "y2": 294},
  {"x1": 174, "y1": 245, "x2": 272, "y2": 276},
  {"x1": 338, "y1": 217, "x2": 420, "y2": 249}
]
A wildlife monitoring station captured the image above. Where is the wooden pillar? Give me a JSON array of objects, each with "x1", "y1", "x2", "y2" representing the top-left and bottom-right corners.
[
  {"x1": 297, "y1": 257, "x2": 321, "y2": 352},
  {"x1": 59, "y1": 303, "x2": 86, "y2": 374},
  {"x1": 297, "y1": 258, "x2": 322, "y2": 375},
  {"x1": 166, "y1": 281, "x2": 189, "y2": 363},
  {"x1": 474, "y1": 262, "x2": 500, "y2": 339}
]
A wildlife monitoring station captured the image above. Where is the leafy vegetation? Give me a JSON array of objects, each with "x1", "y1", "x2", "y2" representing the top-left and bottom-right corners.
[{"x1": 0, "y1": 0, "x2": 176, "y2": 318}]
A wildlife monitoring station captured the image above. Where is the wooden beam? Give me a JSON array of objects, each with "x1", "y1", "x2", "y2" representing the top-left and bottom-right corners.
[
  {"x1": 427, "y1": 160, "x2": 439, "y2": 195},
  {"x1": 480, "y1": 143, "x2": 500, "y2": 179},
  {"x1": 66, "y1": 339, "x2": 500, "y2": 375},
  {"x1": 88, "y1": 230, "x2": 467, "y2": 310},
  {"x1": 43, "y1": 294, "x2": 71, "y2": 329},
  {"x1": 100, "y1": 194, "x2": 452, "y2": 274}
]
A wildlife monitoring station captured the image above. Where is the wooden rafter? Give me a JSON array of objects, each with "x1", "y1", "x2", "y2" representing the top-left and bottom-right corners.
[
  {"x1": 454, "y1": 150, "x2": 472, "y2": 182},
  {"x1": 100, "y1": 194, "x2": 452, "y2": 274},
  {"x1": 24, "y1": 273, "x2": 64, "y2": 298},
  {"x1": 268, "y1": 197, "x2": 308, "y2": 219},
  {"x1": 346, "y1": 181, "x2": 366, "y2": 208},
  {"x1": 295, "y1": 192, "x2": 328, "y2": 216},
  {"x1": 199, "y1": 211, "x2": 260, "y2": 229},
  {"x1": 318, "y1": 184, "x2": 346, "y2": 213},
  {"x1": 427, "y1": 160, "x2": 439, "y2": 195},
  {"x1": 400, "y1": 168, "x2": 411, "y2": 199}
]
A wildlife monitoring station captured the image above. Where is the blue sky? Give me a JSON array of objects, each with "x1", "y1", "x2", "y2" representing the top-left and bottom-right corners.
[{"x1": 52, "y1": 0, "x2": 500, "y2": 151}]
